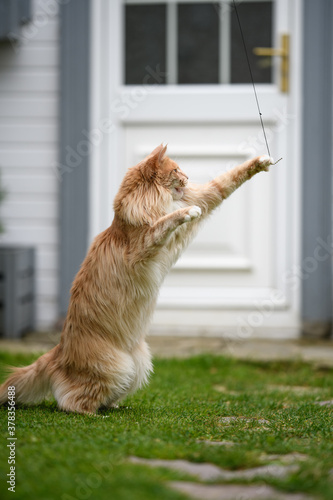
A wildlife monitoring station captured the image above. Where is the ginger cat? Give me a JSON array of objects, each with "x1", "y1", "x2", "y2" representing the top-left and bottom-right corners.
[{"x1": 0, "y1": 145, "x2": 273, "y2": 414}]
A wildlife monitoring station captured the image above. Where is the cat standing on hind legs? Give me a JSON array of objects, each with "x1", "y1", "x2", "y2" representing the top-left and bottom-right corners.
[{"x1": 0, "y1": 145, "x2": 274, "y2": 414}]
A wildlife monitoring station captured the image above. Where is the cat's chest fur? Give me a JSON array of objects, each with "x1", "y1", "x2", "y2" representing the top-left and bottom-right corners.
[
  {"x1": 167, "y1": 199, "x2": 186, "y2": 213},
  {"x1": 134, "y1": 200, "x2": 190, "y2": 288}
]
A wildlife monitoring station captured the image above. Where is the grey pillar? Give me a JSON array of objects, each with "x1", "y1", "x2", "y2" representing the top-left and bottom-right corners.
[
  {"x1": 58, "y1": 0, "x2": 90, "y2": 318},
  {"x1": 302, "y1": 0, "x2": 333, "y2": 337}
]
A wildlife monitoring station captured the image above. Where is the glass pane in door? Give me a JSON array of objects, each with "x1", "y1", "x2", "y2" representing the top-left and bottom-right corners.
[
  {"x1": 178, "y1": 3, "x2": 219, "y2": 84},
  {"x1": 231, "y1": 1, "x2": 273, "y2": 83},
  {"x1": 125, "y1": 4, "x2": 167, "y2": 84},
  {"x1": 124, "y1": 1, "x2": 274, "y2": 85}
]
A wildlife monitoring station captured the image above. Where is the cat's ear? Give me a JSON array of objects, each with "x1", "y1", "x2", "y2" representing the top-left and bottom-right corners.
[
  {"x1": 141, "y1": 144, "x2": 167, "y2": 179},
  {"x1": 149, "y1": 143, "x2": 167, "y2": 166}
]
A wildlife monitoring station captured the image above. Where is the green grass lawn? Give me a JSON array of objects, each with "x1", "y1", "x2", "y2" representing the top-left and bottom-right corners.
[{"x1": 0, "y1": 351, "x2": 332, "y2": 500}]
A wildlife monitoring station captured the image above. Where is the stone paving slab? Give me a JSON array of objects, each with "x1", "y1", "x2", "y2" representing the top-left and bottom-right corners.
[
  {"x1": 259, "y1": 453, "x2": 309, "y2": 465},
  {"x1": 128, "y1": 457, "x2": 299, "y2": 481},
  {"x1": 129, "y1": 455, "x2": 312, "y2": 500},
  {"x1": 219, "y1": 416, "x2": 270, "y2": 425},
  {"x1": 199, "y1": 440, "x2": 236, "y2": 447},
  {"x1": 315, "y1": 400, "x2": 333, "y2": 406},
  {"x1": 169, "y1": 481, "x2": 312, "y2": 500}
]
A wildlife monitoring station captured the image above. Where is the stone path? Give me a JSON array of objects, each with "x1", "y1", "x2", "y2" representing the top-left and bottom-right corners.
[
  {"x1": 129, "y1": 456, "x2": 299, "y2": 481},
  {"x1": 169, "y1": 482, "x2": 312, "y2": 500},
  {"x1": 147, "y1": 336, "x2": 333, "y2": 367},
  {"x1": 199, "y1": 440, "x2": 236, "y2": 447},
  {"x1": 129, "y1": 454, "x2": 313, "y2": 500},
  {"x1": 315, "y1": 400, "x2": 333, "y2": 406},
  {"x1": 219, "y1": 416, "x2": 270, "y2": 425},
  {"x1": 1, "y1": 332, "x2": 333, "y2": 367}
]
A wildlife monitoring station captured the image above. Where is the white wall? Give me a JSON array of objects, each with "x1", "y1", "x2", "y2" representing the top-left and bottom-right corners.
[{"x1": 0, "y1": 0, "x2": 60, "y2": 330}]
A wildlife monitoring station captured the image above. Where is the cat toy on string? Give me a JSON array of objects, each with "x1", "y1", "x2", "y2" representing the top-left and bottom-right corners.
[{"x1": 232, "y1": 0, "x2": 282, "y2": 166}]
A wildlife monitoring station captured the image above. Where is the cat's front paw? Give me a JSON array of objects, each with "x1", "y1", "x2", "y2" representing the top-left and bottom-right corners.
[
  {"x1": 184, "y1": 206, "x2": 202, "y2": 222},
  {"x1": 258, "y1": 155, "x2": 274, "y2": 172}
]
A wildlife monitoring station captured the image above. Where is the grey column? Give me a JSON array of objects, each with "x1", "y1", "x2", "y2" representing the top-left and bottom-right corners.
[
  {"x1": 58, "y1": 0, "x2": 90, "y2": 318},
  {"x1": 302, "y1": 0, "x2": 333, "y2": 337}
]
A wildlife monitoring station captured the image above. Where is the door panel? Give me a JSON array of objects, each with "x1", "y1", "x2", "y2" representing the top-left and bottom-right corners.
[{"x1": 125, "y1": 124, "x2": 274, "y2": 291}]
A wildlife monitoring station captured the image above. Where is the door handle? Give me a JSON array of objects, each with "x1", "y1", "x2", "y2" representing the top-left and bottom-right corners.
[{"x1": 253, "y1": 34, "x2": 289, "y2": 93}]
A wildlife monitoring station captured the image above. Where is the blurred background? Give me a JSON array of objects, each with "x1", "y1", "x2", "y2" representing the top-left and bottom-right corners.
[{"x1": 0, "y1": 0, "x2": 331, "y2": 341}]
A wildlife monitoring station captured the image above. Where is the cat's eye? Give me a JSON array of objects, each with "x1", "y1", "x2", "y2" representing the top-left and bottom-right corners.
[{"x1": 173, "y1": 168, "x2": 178, "y2": 173}]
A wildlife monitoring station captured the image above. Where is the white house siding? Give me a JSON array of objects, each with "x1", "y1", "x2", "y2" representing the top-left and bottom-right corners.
[{"x1": 0, "y1": 0, "x2": 60, "y2": 330}]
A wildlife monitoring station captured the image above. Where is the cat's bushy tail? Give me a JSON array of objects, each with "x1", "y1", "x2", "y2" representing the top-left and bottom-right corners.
[{"x1": 0, "y1": 347, "x2": 58, "y2": 405}]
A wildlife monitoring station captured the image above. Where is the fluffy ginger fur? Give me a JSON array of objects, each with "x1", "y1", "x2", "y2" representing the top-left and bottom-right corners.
[{"x1": 0, "y1": 145, "x2": 273, "y2": 414}]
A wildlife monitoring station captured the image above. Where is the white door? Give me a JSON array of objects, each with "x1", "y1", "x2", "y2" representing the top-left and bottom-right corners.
[{"x1": 90, "y1": 0, "x2": 302, "y2": 338}]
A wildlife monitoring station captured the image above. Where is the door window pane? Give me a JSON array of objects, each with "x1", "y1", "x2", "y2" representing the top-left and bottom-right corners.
[
  {"x1": 231, "y1": 1, "x2": 273, "y2": 84},
  {"x1": 125, "y1": 4, "x2": 167, "y2": 85},
  {"x1": 124, "y1": 1, "x2": 274, "y2": 85},
  {"x1": 178, "y1": 3, "x2": 219, "y2": 84}
]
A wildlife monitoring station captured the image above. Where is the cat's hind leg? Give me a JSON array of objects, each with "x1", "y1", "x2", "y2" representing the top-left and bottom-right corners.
[
  {"x1": 102, "y1": 340, "x2": 153, "y2": 409},
  {"x1": 53, "y1": 376, "x2": 110, "y2": 415},
  {"x1": 52, "y1": 351, "x2": 137, "y2": 414},
  {"x1": 130, "y1": 339, "x2": 153, "y2": 394}
]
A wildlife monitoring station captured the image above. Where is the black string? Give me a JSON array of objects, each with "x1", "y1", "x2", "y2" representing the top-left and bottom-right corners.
[{"x1": 232, "y1": 0, "x2": 271, "y2": 157}]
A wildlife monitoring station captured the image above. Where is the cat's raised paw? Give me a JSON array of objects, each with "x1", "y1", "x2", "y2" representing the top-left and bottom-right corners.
[
  {"x1": 188, "y1": 206, "x2": 202, "y2": 219},
  {"x1": 259, "y1": 155, "x2": 274, "y2": 171},
  {"x1": 184, "y1": 206, "x2": 201, "y2": 222}
]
